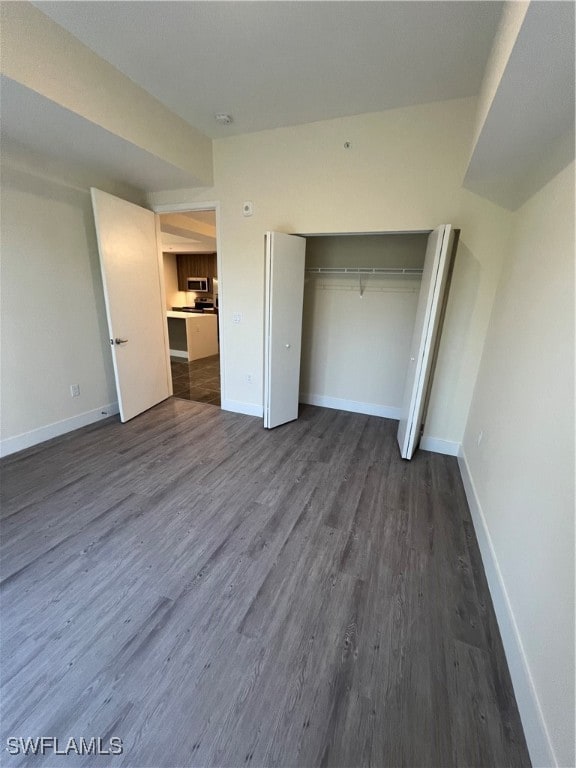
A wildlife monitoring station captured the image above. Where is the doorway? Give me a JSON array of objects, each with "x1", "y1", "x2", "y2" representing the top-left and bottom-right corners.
[
  {"x1": 157, "y1": 206, "x2": 223, "y2": 406},
  {"x1": 264, "y1": 226, "x2": 456, "y2": 459},
  {"x1": 300, "y1": 232, "x2": 429, "y2": 416}
]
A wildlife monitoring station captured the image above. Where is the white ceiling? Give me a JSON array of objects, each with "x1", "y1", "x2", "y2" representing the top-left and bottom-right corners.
[
  {"x1": 463, "y1": 0, "x2": 575, "y2": 209},
  {"x1": 160, "y1": 210, "x2": 217, "y2": 252},
  {"x1": 0, "y1": 76, "x2": 203, "y2": 193},
  {"x1": 32, "y1": 1, "x2": 503, "y2": 138},
  {"x1": 5, "y1": 1, "x2": 571, "y2": 208}
]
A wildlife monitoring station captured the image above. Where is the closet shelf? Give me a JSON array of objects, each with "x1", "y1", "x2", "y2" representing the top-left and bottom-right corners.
[{"x1": 305, "y1": 266, "x2": 423, "y2": 276}]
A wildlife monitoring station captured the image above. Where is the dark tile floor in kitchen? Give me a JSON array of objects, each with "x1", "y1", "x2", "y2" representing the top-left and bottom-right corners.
[{"x1": 170, "y1": 354, "x2": 220, "y2": 405}]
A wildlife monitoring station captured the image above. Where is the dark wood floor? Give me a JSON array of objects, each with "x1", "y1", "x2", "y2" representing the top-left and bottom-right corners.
[
  {"x1": 171, "y1": 355, "x2": 221, "y2": 405},
  {"x1": 0, "y1": 400, "x2": 530, "y2": 768}
]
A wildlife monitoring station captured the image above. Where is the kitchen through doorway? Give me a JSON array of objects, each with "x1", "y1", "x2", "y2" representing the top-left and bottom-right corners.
[{"x1": 158, "y1": 207, "x2": 222, "y2": 406}]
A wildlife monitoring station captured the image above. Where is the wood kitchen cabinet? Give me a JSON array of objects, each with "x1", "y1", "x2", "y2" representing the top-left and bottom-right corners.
[{"x1": 176, "y1": 253, "x2": 217, "y2": 290}]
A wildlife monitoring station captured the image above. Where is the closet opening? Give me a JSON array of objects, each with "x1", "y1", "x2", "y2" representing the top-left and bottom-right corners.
[
  {"x1": 299, "y1": 232, "x2": 429, "y2": 420},
  {"x1": 263, "y1": 226, "x2": 458, "y2": 458}
]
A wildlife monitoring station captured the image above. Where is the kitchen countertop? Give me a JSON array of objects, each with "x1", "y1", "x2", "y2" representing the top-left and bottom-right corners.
[
  {"x1": 166, "y1": 311, "x2": 219, "y2": 362},
  {"x1": 167, "y1": 311, "x2": 217, "y2": 319}
]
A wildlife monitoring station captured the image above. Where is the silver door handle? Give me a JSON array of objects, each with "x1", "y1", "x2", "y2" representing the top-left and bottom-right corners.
[{"x1": 114, "y1": 338, "x2": 129, "y2": 345}]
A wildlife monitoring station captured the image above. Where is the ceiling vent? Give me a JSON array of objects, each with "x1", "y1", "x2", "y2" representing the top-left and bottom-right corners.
[{"x1": 215, "y1": 113, "x2": 233, "y2": 125}]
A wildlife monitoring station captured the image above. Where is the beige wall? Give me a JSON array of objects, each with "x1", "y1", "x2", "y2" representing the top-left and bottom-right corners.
[
  {"x1": 305, "y1": 233, "x2": 428, "y2": 269},
  {"x1": 301, "y1": 275, "x2": 420, "y2": 413},
  {"x1": 0, "y1": 163, "x2": 117, "y2": 452},
  {"x1": 149, "y1": 97, "x2": 513, "y2": 442},
  {"x1": 461, "y1": 161, "x2": 575, "y2": 767}
]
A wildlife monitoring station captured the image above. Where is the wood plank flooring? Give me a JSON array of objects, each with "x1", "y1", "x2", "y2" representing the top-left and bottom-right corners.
[
  {"x1": 0, "y1": 400, "x2": 531, "y2": 767},
  {"x1": 170, "y1": 355, "x2": 221, "y2": 405}
]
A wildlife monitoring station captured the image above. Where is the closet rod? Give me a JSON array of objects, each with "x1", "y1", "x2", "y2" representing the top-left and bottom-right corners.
[{"x1": 305, "y1": 266, "x2": 423, "y2": 276}]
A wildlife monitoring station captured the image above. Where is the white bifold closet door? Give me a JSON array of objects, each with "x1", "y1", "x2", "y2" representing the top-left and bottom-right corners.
[
  {"x1": 397, "y1": 224, "x2": 454, "y2": 459},
  {"x1": 263, "y1": 232, "x2": 306, "y2": 429},
  {"x1": 91, "y1": 188, "x2": 171, "y2": 422}
]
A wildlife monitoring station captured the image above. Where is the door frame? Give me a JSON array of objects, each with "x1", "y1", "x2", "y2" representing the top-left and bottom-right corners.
[
  {"x1": 152, "y1": 201, "x2": 225, "y2": 407},
  {"x1": 289, "y1": 226, "x2": 456, "y2": 453},
  {"x1": 271, "y1": 228, "x2": 434, "y2": 428},
  {"x1": 296, "y1": 229, "x2": 432, "y2": 237}
]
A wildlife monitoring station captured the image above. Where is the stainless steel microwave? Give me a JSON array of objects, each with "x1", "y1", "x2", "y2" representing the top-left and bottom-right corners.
[{"x1": 187, "y1": 277, "x2": 210, "y2": 292}]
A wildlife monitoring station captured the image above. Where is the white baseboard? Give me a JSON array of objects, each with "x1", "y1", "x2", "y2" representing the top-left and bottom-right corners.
[
  {"x1": 419, "y1": 436, "x2": 460, "y2": 456},
  {"x1": 458, "y1": 448, "x2": 557, "y2": 768},
  {"x1": 220, "y1": 399, "x2": 263, "y2": 418},
  {"x1": 0, "y1": 402, "x2": 120, "y2": 458},
  {"x1": 299, "y1": 393, "x2": 401, "y2": 420},
  {"x1": 169, "y1": 349, "x2": 188, "y2": 359}
]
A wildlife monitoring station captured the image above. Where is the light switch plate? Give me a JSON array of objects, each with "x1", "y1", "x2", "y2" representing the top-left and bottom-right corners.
[{"x1": 242, "y1": 201, "x2": 253, "y2": 217}]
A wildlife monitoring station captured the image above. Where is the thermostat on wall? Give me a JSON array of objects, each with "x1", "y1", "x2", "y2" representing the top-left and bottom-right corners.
[{"x1": 242, "y1": 201, "x2": 254, "y2": 217}]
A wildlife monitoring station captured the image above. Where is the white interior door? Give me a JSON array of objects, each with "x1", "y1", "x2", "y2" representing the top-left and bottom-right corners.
[
  {"x1": 397, "y1": 224, "x2": 454, "y2": 459},
  {"x1": 91, "y1": 188, "x2": 171, "y2": 422},
  {"x1": 263, "y1": 231, "x2": 306, "y2": 429}
]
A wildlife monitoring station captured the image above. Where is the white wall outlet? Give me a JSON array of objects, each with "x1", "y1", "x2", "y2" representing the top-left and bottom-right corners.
[
  {"x1": 246, "y1": 374, "x2": 252, "y2": 384},
  {"x1": 232, "y1": 312, "x2": 242, "y2": 324},
  {"x1": 70, "y1": 384, "x2": 80, "y2": 398},
  {"x1": 242, "y1": 201, "x2": 254, "y2": 217}
]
